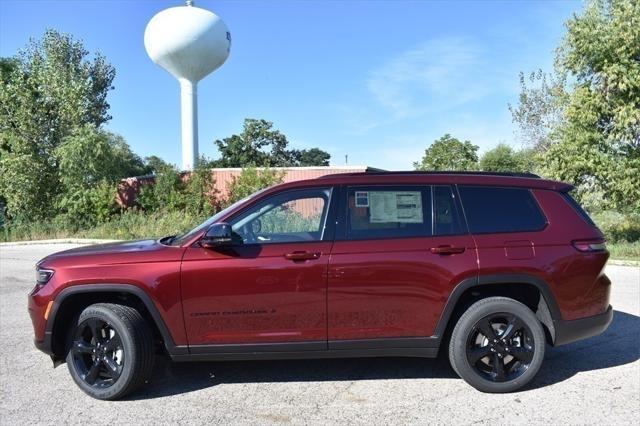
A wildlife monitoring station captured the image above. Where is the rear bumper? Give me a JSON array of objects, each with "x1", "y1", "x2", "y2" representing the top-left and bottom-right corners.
[{"x1": 553, "y1": 305, "x2": 613, "y2": 346}]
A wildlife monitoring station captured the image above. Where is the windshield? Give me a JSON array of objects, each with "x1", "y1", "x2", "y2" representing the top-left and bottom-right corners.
[{"x1": 168, "y1": 189, "x2": 268, "y2": 246}]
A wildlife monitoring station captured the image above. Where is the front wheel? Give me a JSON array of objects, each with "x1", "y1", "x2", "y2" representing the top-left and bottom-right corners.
[
  {"x1": 448, "y1": 297, "x2": 546, "y2": 393},
  {"x1": 66, "y1": 303, "x2": 154, "y2": 400}
]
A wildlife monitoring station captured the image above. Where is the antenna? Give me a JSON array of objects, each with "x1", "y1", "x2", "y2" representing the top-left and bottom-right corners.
[{"x1": 144, "y1": 2, "x2": 230, "y2": 170}]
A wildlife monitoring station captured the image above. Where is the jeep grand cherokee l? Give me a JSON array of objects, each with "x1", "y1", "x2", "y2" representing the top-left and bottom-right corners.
[{"x1": 28, "y1": 171, "x2": 612, "y2": 399}]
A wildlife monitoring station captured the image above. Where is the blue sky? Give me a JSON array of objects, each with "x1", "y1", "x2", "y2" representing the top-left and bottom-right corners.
[{"x1": 0, "y1": 0, "x2": 581, "y2": 170}]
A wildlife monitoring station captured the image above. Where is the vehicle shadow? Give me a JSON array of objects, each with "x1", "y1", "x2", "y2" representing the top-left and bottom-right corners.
[{"x1": 128, "y1": 310, "x2": 639, "y2": 400}]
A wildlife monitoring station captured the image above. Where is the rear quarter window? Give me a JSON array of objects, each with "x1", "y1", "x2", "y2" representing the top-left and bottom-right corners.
[
  {"x1": 561, "y1": 192, "x2": 596, "y2": 226},
  {"x1": 458, "y1": 186, "x2": 547, "y2": 234}
]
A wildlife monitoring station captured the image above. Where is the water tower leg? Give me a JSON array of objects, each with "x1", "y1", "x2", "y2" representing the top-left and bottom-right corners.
[{"x1": 179, "y1": 79, "x2": 198, "y2": 171}]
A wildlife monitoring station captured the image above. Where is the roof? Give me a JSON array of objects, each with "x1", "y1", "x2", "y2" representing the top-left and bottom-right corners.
[{"x1": 298, "y1": 169, "x2": 571, "y2": 192}]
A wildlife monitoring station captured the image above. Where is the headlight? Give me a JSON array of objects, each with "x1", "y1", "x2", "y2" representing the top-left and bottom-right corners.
[{"x1": 35, "y1": 267, "x2": 54, "y2": 285}]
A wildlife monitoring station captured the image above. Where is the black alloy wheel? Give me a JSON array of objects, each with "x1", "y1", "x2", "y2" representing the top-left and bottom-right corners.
[
  {"x1": 465, "y1": 313, "x2": 535, "y2": 382},
  {"x1": 448, "y1": 297, "x2": 546, "y2": 393},
  {"x1": 71, "y1": 318, "x2": 124, "y2": 387},
  {"x1": 66, "y1": 303, "x2": 154, "y2": 400}
]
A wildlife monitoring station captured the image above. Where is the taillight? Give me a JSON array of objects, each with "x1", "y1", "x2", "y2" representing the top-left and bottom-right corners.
[{"x1": 572, "y1": 239, "x2": 607, "y2": 252}]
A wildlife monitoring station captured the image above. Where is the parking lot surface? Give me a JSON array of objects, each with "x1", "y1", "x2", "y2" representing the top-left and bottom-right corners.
[{"x1": 1, "y1": 243, "x2": 638, "y2": 425}]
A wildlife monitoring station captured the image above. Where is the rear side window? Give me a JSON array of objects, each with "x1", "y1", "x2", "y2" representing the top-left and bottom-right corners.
[
  {"x1": 458, "y1": 186, "x2": 546, "y2": 234},
  {"x1": 561, "y1": 192, "x2": 596, "y2": 226},
  {"x1": 346, "y1": 187, "x2": 432, "y2": 239},
  {"x1": 433, "y1": 186, "x2": 464, "y2": 235}
]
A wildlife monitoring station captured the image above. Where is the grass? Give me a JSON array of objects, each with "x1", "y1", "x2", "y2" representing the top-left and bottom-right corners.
[
  {"x1": 2, "y1": 212, "x2": 639, "y2": 262},
  {"x1": 1, "y1": 210, "x2": 207, "y2": 242},
  {"x1": 606, "y1": 241, "x2": 640, "y2": 262}
]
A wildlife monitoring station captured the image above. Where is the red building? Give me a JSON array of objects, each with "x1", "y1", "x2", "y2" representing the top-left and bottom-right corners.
[{"x1": 117, "y1": 166, "x2": 372, "y2": 208}]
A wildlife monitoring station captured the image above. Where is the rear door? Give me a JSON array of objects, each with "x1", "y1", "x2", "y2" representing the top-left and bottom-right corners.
[
  {"x1": 457, "y1": 186, "x2": 547, "y2": 263},
  {"x1": 327, "y1": 185, "x2": 478, "y2": 345}
]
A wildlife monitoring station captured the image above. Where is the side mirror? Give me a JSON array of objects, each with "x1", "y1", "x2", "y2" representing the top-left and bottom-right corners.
[{"x1": 200, "y1": 223, "x2": 233, "y2": 248}]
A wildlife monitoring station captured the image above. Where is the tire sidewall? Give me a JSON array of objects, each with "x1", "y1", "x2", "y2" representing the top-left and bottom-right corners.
[
  {"x1": 449, "y1": 298, "x2": 546, "y2": 393},
  {"x1": 66, "y1": 305, "x2": 139, "y2": 400}
]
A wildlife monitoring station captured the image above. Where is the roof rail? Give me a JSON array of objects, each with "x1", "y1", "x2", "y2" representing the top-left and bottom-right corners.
[{"x1": 317, "y1": 170, "x2": 540, "y2": 179}]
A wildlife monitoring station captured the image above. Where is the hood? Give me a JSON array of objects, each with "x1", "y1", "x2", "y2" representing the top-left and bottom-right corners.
[{"x1": 38, "y1": 239, "x2": 179, "y2": 268}]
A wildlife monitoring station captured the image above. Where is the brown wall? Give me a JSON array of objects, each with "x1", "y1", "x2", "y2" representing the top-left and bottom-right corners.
[{"x1": 116, "y1": 166, "x2": 368, "y2": 209}]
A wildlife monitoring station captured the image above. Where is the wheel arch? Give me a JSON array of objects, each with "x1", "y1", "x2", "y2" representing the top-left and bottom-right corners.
[
  {"x1": 46, "y1": 284, "x2": 186, "y2": 363},
  {"x1": 434, "y1": 274, "x2": 561, "y2": 345}
]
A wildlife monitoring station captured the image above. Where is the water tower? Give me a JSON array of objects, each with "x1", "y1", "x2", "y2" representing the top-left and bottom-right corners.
[{"x1": 144, "y1": 1, "x2": 231, "y2": 170}]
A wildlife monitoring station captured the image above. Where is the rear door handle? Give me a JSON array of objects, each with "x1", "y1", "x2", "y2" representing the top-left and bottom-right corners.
[
  {"x1": 430, "y1": 245, "x2": 466, "y2": 255},
  {"x1": 284, "y1": 251, "x2": 322, "y2": 261}
]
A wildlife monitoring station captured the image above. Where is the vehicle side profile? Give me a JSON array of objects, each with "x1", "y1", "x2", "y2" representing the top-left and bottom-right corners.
[{"x1": 28, "y1": 171, "x2": 612, "y2": 399}]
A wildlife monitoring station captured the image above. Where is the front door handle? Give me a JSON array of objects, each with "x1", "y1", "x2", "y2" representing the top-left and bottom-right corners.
[
  {"x1": 430, "y1": 245, "x2": 466, "y2": 255},
  {"x1": 284, "y1": 251, "x2": 321, "y2": 261}
]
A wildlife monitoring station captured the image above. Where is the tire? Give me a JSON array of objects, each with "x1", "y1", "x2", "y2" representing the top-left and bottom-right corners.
[
  {"x1": 65, "y1": 303, "x2": 154, "y2": 400},
  {"x1": 448, "y1": 296, "x2": 546, "y2": 393}
]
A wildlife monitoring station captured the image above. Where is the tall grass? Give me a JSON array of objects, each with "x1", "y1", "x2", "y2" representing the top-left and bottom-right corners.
[{"x1": 1, "y1": 210, "x2": 207, "y2": 242}]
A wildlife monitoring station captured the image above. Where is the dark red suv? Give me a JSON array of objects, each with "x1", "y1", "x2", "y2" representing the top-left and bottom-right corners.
[{"x1": 28, "y1": 171, "x2": 612, "y2": 399}]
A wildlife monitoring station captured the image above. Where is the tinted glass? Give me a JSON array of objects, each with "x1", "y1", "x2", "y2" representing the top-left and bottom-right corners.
[
  {"x1": 433, "y1": 186, "x2": 464, "y2": 235},
  {"x1": 346, "y1": 187, "x2": 432, "y2": 239},
  {"x1": 230, "y1": 188, "x2": 331, "y2": 244},
  {"x1": 562, "y1": 192, "x2": 596, "y2": 226},
  {"x1": 458, "y1": 186, "x2": 546, "y2": 233}
]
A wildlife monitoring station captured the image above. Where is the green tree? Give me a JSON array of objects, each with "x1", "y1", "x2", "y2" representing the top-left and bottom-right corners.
[
  {"x1": 182, "y1": 159, "x2": 218, "y2": 216},
  {"x1": 549, "y1": 0, "x2": 640, "y2": 211},
  {"x1": 294, "y1": 148, "x2": 331, "y2": 166},
  {"x1": 54, "y1": 125, "x2": 143, "y2": 225},
  {"x1": 414, "y1": 134, "x2": 479, "y2": 171},
  {"x1": 213, "y1": 119, "x2": 331, "y2": 167},
  {"x1": 225, "y1": 167, "x2": 284, "y2": 205},
  {"x1": 480, "y1": 144, "x2": 536, "y2": 173},
  {"x1": 144, "y1": 155, "x2": 171, "y2": 175},
  {"x1": 512, "y1": 0, "x2": 640, "y2": 211},
  {"x1": 55, "y1": 125, "x2": 141, "y2": 190},
  {"x1": 509, "y1": 70, "x2": 567, "y2": 152},
  {"x1": 0, "y1": 29, "x2": 116, "y2": 222}
]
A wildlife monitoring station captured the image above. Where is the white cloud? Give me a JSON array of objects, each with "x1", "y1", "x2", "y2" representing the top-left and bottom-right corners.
[{"x1": 366, "y1": 37, "x2": 491, "y2": 119}]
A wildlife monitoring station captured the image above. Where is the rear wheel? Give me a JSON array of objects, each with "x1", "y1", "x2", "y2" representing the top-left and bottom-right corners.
[
  {"x1": 66, "y1": 303, "x2": 154, "y2": 400},
  {"x1": 448, "y1": 297, "x2": 545, "y2": 393}
]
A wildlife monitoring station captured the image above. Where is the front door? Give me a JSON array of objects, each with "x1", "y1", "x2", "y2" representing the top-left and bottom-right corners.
[
  {"x1": 327, "y1": 185, "x2": 478, "y2": 345},
  {"x1": 181, "y1": 187, "x2": 336, "y2": 347}
]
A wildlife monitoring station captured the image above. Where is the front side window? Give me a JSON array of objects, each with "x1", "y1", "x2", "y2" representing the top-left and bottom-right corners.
[
  {"x1": 230, "y1": 188, "x2": 332, "y2": 244},
  {"x1": 458, "y1": 186, "x2": 547, "y2": 234},
  {"x1": 346, "y1": 187, "x2": 432, "y2": 239}
]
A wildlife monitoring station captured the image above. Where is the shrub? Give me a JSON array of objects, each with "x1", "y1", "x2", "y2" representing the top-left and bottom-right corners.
[
  {"x1": 591, "y1": 211, "x2": 640, "y2": 243},
  {"x1": 225, "y1": 167, "x2": 284, "y2": 205},
  {"x1": 54, "y1": 180, "x2": 120, "y2": 229}
]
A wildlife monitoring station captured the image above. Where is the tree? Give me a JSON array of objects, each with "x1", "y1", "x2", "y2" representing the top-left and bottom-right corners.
[
  {"x1": 144, "y1": 155, "x2": 172, "y2": 175},
  {"x1": 414, "y1": 134, "x2": 479, "y2": 171},
  {"x1": 510, "y1": 0, "x2": 640, "y2": 212},
  {"x1": 509, "y1": 70, "x2": 567, "y2": 151},
  {"x1": 225, "y1": 167, "x2": 284, "y2": 205},
  {"x1": 213, "y1": 119, "x2": 331, "y2": 167},
  {"x1": 294, "y1": 148, "x2": 331, "y2": 166},
  {"x1": 54, "y1": 125, "x2": 145, "y2": 225},
  {"x1": 547, "y1": 0, "x2": 640, "y2": 211},
  {"x1": 480, "y1": 144, "x2": 536, "y2": 173},
  {"x1": 0, "y1": 29, "x2": 116, "y2": 222},
  {"x1": 55, "y1": 125, "x2": 142, "y2": 189}
]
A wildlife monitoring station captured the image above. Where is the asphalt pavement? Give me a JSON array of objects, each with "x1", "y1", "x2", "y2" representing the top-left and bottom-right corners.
[{"x1": 1, "y1": 243, "x2": 638, "y2": 425}]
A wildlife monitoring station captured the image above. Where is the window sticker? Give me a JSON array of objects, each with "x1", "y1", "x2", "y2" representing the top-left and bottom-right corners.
[
  {"x1": 369, "y1": 191, "x2": 423, "y2": 223},
  {"x1": 355, "y1": 191, "x2": 369, "y2": 207}
]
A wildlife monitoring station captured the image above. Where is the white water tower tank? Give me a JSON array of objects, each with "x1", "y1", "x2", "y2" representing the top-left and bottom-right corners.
[{"x1": 144, "y1": 0, "x2": 231, "y2": 170}]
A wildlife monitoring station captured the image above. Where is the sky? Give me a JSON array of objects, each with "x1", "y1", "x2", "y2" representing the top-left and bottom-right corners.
[{"x1": 0, "y1": 0, "x2": 582, "y2": 170}]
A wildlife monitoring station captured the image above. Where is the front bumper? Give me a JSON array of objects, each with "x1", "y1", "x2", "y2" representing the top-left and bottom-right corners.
[{"x1": 553, "y1": 305, "x2": 613, "y2": 346}]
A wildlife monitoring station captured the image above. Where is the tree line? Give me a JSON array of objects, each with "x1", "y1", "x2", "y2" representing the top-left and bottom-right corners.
[
  {"x1": 0, "y1": 30, "x2": 329, "y2": 230},
  {"x1": 1, "y1": 0, "x2": 638, "y2": 243},
  {"x1": 416, "y1": 0, "x2": 639, "y2": 215}
]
